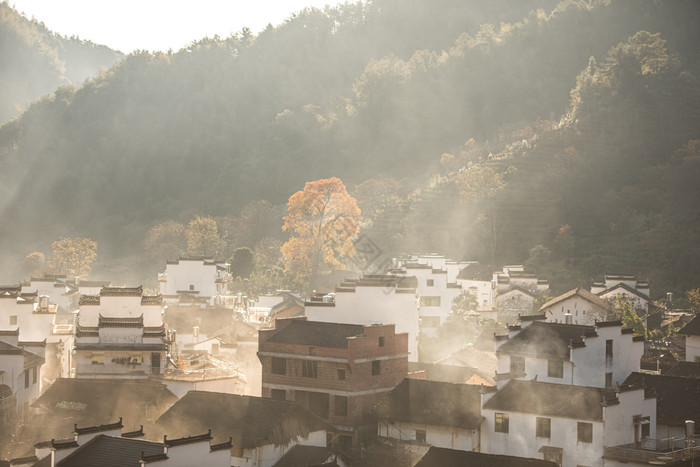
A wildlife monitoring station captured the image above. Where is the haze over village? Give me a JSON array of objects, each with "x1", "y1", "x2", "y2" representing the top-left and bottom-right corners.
[{"x1": 1, "y1": 0, "x2": 700, "y2": 466}]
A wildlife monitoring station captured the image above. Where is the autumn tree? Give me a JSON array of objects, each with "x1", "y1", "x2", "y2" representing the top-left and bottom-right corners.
[
  {"x1": 281, "y1": 177, "x2": 361, "y2": 291},
  {"x1": 48, "y1": 237, "x2": 97, "y2": 279},
  {"x1": 350, "y1": 177, "x2": 403, "y2": 226},
  {"x1": 144, "y1": 221, "x2": 186, "y2": 262},
  {"x1": 186, "y1": 216, "x2": 223, "y2": 257},
  {"x1": 253, "y1": 237, "x2": 283, "y2": 272},
  {"x1": 24, "y1": 251, "x2": 46, "y2": 277}
]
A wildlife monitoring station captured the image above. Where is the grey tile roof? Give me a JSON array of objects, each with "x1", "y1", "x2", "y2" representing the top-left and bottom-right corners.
[
  {"x1": 374, "y1": 378, "x2": 484, "y2": 429},
  {"x1": 621, "y1": 372, "x2": 700, "y2": 428},
  {"x1": 266, "y1": 320, "x2": 365, "y2": 348},
  {"x1": 483, "y1": 379, "x2": 618, "y2": 421},
  {"x1": 272, "y1": 445, "x2": 335, "y2": 467},
  {"x1": 539, "y1": 287, "x2": 613, "y2": 313},
  {"x1": 415, "y1": 447, "x2": 557, "y2": 467},
  {"x1": 496, "y1": 321, "x2": 597, "y2": 360},
  {"x1": 679, "y1": 314, "x2": 700, "y2": 336},
  {"x1": 55, "y1": 435, "x2": 164, "y2": 466}
]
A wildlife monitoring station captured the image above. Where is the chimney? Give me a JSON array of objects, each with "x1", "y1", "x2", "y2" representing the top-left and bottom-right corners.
[
  {"x1": 39, "y1": 295, "x2": 49, "y2": 311},
  {"x1": 686, "y1": 420, "x2": 695, "y2": 438},
  {"x1": 565, "y1": 313, "x2": 573, "y2": 325},
  {"x1": 667, "y1": 292, "x2": 673, "y2": 304}
]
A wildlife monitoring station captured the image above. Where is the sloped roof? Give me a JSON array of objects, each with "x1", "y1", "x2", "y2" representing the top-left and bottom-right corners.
[
  {"x1": 415, "y1": 447, "x2": 557, "y2": 467},
  {"x1": 496, "y1": 321, "x2": 597, "y2": 360},
  {"x1": 679, "y1": 314, "x2": 700, "y2": 336},
  {"x1": 457, "y1": 263, "x2": 493, "y2": 281},
  {"x1": 621, "y1": 372, "x2": 700, "y2": 428},
  {"x1": 266, "y1": 320, "x2": 365, "y2": 348},
  {"x1": 272, "y1": 445, "x2": 335, "y2": 467},
  {"x1": 483, "y1": 379, "x2": 618, "y2": 421},
  {"x1": 539, "y1": 287, "x2": 613, "y2": 313},
  {"x1": 270, "y1": 295, "x2": 305, "y2": 315},
  {"x1": 664, "y1": 361, "x2": 700, "y2": 379},
  {"x1": 151, "y1": 392, "x2": 327, "y2": 446},
  {"x1": 408, "y1": 362, "x2": 477, "y2": 384},
  {"x1": 55, "y1": 435, "x2": 163, "y2": 467},
  {"x1": 597, "y1": 282, "x2": 650, "y2": 301},
  {"x1": 374, "y1": 379, "x2": 483, "y2": 429}
]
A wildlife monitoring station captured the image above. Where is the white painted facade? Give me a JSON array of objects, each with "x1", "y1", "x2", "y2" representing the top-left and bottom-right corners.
[
  {"x1": 495, "y1": 288, "x2": 536, "y2": 324},
  {"x1": 159, "y1": 257, "x2": 230, "y2": 305},
  {"x1": 457, "y1": 278, "x2": 495, "y2": 312},
  {"x1": 78, "y1": 294, "x2": 163, "y2": 327},
  {"x1": 21, "y1": 277, "x2": 73, "y2": 311},
  {"x1": 0, "y1": 330, "x2": 43, "y2": 426},
  {"x1": 378, "y1": 421, "x2": 478, "y2": 451},
  {"x1": 686, "y1": 335, "x2": 700, "y2": 363},
  {"x1": 543, "y1": 295, "x2": 610, "y2": 325},
  {"x1": 231, "y1": 429, "x2": 326, "y2": 467},
  {"x1": 305, "y1": 285, "x2": 419, "y2": 362}
]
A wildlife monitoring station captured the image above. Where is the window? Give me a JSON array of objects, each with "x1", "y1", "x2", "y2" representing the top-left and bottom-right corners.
[
  {"x1": 495, "y1": 413, "x2": 509, "y2": 433},
  {"x1": 302, "y1": 360, "x2": 318, "y2": 378},
  {"x1": 9, "y1": 316, "x2": 17, "y2": 325},
  {"x1": 189, "y1": 284, "x2": 195, "y2": 291},
  {"x1": 420, "y1": 316, "x2": 441, "y2": 328},
  {"x1": 32, "y1": 367, "x2": 37, "y2": 384},
  {"x1": 270, "y1": 389, "x2": 285, "y2": 401},
  {"x1": 378, "y1": 336, "x2": 385, "y2": 347},
  {"x1": 536, "y1": 417, "x2": 551, "y2": 438},
  {"x1": 641, "y1": 419, "x2": 650, "y2": 439},
  {"x1": 510, "y1": 356, "x2": 525, "y2": 374},
  {"x1": 577, "y1": 422, "x2": 593, "y2": 443},
  {"x1": 415, "y1": 429, "x2": 426, "y2": 443},
  {"x1": 605, "y1": 372, "x2": 613, "y2": 389},
  {"x1": 427, "y1": 279, "x2": 434, "y2": 287},
  {"x1": 334, "y1": 396, "x2": 348, "y2": 416},
  {"x1": 372, "y1": 360, "x2": 381, "y2": 376},
  {"x1": 337, "y1": 369, "x2": 346, "y2": 381},
  {"x1": 91, "y1": 352, "x2": 105, "y2": 365},
  {"x1": 24, "y1": 370, "x2": 29, "y2": 389},
  {"x1": 271, "y1": 357, "x2": 286, "y2": 375},
  {"x1": 420, "y1": 296, "x2": 441, "y2": 307},
  {"x1": 548, "y1": 360, "x2": 564, "y2": 378},
  {"x1": 606, "y1": 340, "x2": 613, "y2": 364}
]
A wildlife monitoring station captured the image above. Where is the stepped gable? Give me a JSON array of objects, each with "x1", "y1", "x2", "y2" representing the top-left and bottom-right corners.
[
  {"x1": 374, "y1": 378, "x2": 484, "y2": 429},
  {"x1": 74, "y1": 418, "x2": 123, "y2": 436},
  {"x1": 141, "y1": 294, "x2": 162, "y2": 305},
  {"x1": 79, "y1": 295, "x2": 100, "y2": 306},
  {"x1": 496, "y1": 321, "x2": 597, "y2": 360},
  {"x1": 55, "y1": 434, "x2": 164, "y2": 466},
  {"x1": 98, "y1": 314, "x2": 144, "y2": 328},
  {"x1": 539, "y1": 287, "x2": 614, "y2": 313},
  {"x1": 483, "y1": 379, "x2": 618, "y2": 421},
  {"x1": 152, "y1": 392, "x2": 327, "y2": 446},
  {"x1": 143, "y1": 325, "x2": 166, "y2": 337},
  {"x1": 336, "y1": 274, "x2": 418, "y2": 293},
  {"x1": 75, "y1": 323, "x2": 99, "y2": 337},
  {"x1": 265, "y1": 320, "x2": 365, "y2": 348},
  {"x1": 99, "y1": 286, "x2": 143, "y2": 297},
  {"x1": 163, "y1": 429, "x2": 212, "y2": 447}
]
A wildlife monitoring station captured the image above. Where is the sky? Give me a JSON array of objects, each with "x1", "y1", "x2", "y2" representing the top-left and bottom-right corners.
[{"x1": 10, "y1": 0, "x2": 336, "y2": 53}]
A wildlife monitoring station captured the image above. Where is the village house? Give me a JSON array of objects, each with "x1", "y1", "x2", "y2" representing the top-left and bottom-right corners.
[
  {"x1": 9, "y1": 419, "x2": 230, "y2": 467},
  {"x1": 679, "y1": 314, "x2": 700, "y2": 362},
  {"x1": 258, "y1": 318, "x2": 408, "y2": 446},
  {"x1": 0, "y1": 329, "x2": 45, "y2": 430},
  {"x1": 151, "y1": 391, "x2": 328, "y2": 467},
  {"x1": 455, "y1": 262, "x2": 496, "y2": 315},
  {"x1": 158, "y1": 256, "x2": 230, "y2": 307},
  {"x1": 591, "y1": 274, "x2": 651, "y2": 315},
  {"x1": 374, "y1": 378, "x2": 487, "y2": 452},
  {"x1": 480, "y1": 379, "x2": 655, "y2": 467},
  {"x1": 494, "y1": 266, "x2": 549, "y2": 323},
  {"x1": 540, "y1": 287, "x2": 615, "y2": 325},
  {"x1": 304, "y1": 274, "x2": 419, "y2": 361},
  {"x1": 494, "y1": 319, "x2": 643, "y2": 390}
]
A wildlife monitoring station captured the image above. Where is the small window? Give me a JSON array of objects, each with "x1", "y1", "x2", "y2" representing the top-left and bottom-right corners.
[
  {"x1": 337, "y1": 369, "x2": 346, "y2": 381},
  {"x1": 577, "y1": 422, "x2": 593, "y2": 443},
  {"x1": 378, "y1": 336, "x2": 385, "y2": 347},
  {"x1": 270, "y1": 389, "x2": 285, "y2": 401},
  {"x1": 24, "y1": 370, "x2": 29, "y2": 389},
  {"x1": 427, "y1": 279, "x2": 434, "y2": 287},
  {"x1": 271, "y1": 357, "x2": 286, "y2": 375},
  {"x1": 419, "y1": 296, "x2": 441, "y2": 307},
  {"x1": 9, "y1": 316, "x2": 17, "y2": 325},
  {"x1": 32, "y1": 367, "x2": 37, "y2": 384},
  {"x1": 606, "y1": 340, "x2": 613, "y2": 363},
  {"x1": 605, "y1": 372, "x2": 613, "y2": 389},
  {"x1": 415, "y1": 429, "x2": 426, "y2": 443},
  {"x1": 495, "y1": 413, "x2": 509, "y2": 433},
  {"x1": 334, "y1": 396, "x2": 348, "y2": 416},
  {"x1": 91, "y1": 352, "x2": 105, "y2": 365},
  {"x1": 302, "y1": 360, "x2": 318, "y2": 378},
  {"x1": 548, "y1": 360, "x2": 564, "y2": 378},
  {"x1": 372, "y1": 360, "x2": 381, "y2": 376},
  {"x1": 189, "y1": 284, "x2": 195, "y2": 291},
  {"x1": 510, "y1": 356, "x2": 525, "y2": 374},
  {"x1": 536, "y1": 417, "x2": 551, "y2": 438},
  {"x1": 641, "y1": 419, "x2": 650, "y2": 439}
]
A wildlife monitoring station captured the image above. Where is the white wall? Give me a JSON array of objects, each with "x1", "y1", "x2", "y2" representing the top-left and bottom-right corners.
[
  {"x1": 457, "y1": 279, "x2": 495, "y2": 312},
  {"x1": 163, "y1": 260, "x2": 222, "y2": 300},
  {"x1": 571, "y1": 327, "x2": 641, "y2": 389},
  {"x1": 544, "y1": 297, "x2": 608, "y2": 325},
  {"x1": 79, "y1": 296, "x2": 162, "y2": 327},
  {"x1": 379, "y1": 421, "x2": 477, "y2": 451},
  {"x1": 603, "y1": 388, "x2": 655, "y2": 448},
  {"x1": 306, "y1": 288, "x2": 419, "y2": 361},
  {"x1": 686, "y1": 335, "x2": 700, "y2": 362},
  {"x1": 231, "y1": 429, "x2": 326, "y2": 467}
]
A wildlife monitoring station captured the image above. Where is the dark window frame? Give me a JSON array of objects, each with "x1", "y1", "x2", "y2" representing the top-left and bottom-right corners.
[
  {"x1": 334, "y1": 395, "x2": 348, "y2": 416},
  {"x1": 271, "y1": 357, "x2": 286, "y2": 375},
  {"x1": 495, "y1": 413, "x2": 509, "y2": 433},
  {"x1": 536, "y1": 417, "x2": 551, "y2": 438},
  {"x1": 577, "y1": 422, "x2": 593, "y2": 443},
  {"x1": 548, "y1": 359, "x2": 564, "y2": 378},
  {"x1": 372, "y1": 360, "x2": 381, "y2": 376},
  {"x1": 302, "y1": 360, "x2": 318, "y2": 378}
]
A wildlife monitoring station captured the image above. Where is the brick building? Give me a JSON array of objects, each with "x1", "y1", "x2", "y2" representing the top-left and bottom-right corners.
[{"x1": 258, "y1": 318, "x2": 408, "y2": 446}]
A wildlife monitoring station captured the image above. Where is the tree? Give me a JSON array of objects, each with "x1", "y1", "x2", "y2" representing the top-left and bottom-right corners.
[
  {"x1": 253, "y1": 237, "x2": 283, "y2": 272},
  {"x1": 144, "y1": 221, "x2": 186, "y2": 262},
  {"x1": 615, "y1": 296, "x2": 645, "y2": 337},
  {"x1": 525, "y1": 245, "x2": 551, "y2": 274},
  {"x1": 186, "y1": 216, "x2": 223, "y2": 257},
  {"x1": 687, "y1": 288, "x2": 700, "y2": 312},
  {"x1": 350, "y1": 177, "x2": 404, "y2": 226},
  {"x1": 24, "y1": 251, "x2": 46, "y2": 276},
  {"x1": 452, "y1": 290, "x2": 479, "y2": 319},
  {"x1": 48, "y1": 237, "x2": 97, "y2": 279},
  {"x1": 281, "y1": 177, "x2": 361, "y2": 290},
  {"x1": 229, "y1": 247, "x2": 255, "y2": 279},
  {"x1": 455, "y1": 165, "x2": 504, "y2": 204}
]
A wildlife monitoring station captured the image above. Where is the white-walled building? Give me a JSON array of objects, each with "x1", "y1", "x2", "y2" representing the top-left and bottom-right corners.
[
  {"x1": 481, "y1": 379, "x2": 655, "y2": 467},
  {"x1": 0, "y1": 329, "x2": 44, "y2": 428},
  {"x1": 493, "y1": 266, "x2": 549, "y2": 323},
  {"x1": 679, "y1": 314, "x2": 700, "y2": 363},
  {"x1": 375, "y1": 378, "x2": 486, "y2": 451},
  {"x1": 591, "y1": 275, "x2": 650, "y2": 315},
  {"x1": 495, "y1": 320, "x2": 643, "y2": 390},
  {"x1": 540, "y1": 288, "x2": 615, "y2": 325},
  {"x1": 159, "y1": 257, "x2": 230, "y2": 306},
  {"x1": 455, "y1": 263, "x2": 496, "y2": 313},
  {"x1": 78, "y1": 286, "x2": 163, "y2": 327},
  {"x1": 304, "y1": 274, "x2": 420, "y2": 361}
]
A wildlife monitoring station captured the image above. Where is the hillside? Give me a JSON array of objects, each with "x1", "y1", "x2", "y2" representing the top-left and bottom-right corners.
[{"x1": 0, "y1": 0, "x2": 698, "y2": 293}]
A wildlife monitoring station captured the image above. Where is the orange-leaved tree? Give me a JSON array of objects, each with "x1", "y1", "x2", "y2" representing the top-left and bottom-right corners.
[
  {"x1": 281, "y1": 177, "x2": 361, "y2": 291},
  {"x1": 48, "y1": 237, "x2": 97, "y2": 279}
]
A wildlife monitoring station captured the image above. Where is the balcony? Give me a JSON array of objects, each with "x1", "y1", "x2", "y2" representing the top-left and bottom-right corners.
[{"x1": 604, "y1": 438, "x2": 700, "y2": 465}]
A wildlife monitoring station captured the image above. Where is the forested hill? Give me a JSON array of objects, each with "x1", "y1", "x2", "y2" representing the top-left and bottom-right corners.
[{"x1": 0, "y1": 0, "x2": 699, "y2": 293}]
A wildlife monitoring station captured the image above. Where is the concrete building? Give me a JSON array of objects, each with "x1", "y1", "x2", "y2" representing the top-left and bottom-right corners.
[{"x1": 258, "y1": 318, "x2": 408, "y2": 445}]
